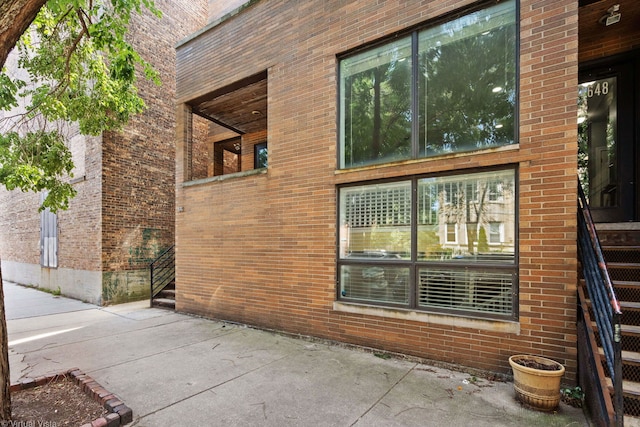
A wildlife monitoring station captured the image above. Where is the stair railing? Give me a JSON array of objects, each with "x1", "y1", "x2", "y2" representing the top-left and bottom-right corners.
[
  {"x1": 578, "y1": 183, "x2": 623, "y2": 426},
  {"x1": 150, "y1": 245, "x2": 175, "y2": 305}
]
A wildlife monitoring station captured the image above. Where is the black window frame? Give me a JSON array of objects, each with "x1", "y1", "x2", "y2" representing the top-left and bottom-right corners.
[
  {"x1": 337, "y1": 0, "x2": 519, "y2": 170},
  {"x1": 254, "y1": 141, "x2": 268, "y2": 169},
  {"x1": 337, "y1": 166, "x2": 519, "y2": 321}
]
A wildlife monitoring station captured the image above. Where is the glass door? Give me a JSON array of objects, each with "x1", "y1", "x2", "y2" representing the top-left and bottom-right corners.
[{"x1": 578, "y1": 63, "x2": 634, "y2": 222}]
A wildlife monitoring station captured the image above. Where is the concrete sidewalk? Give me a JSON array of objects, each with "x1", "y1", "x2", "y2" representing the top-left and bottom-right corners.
[{"x1": 5, "y1": 282, "x2": 589, "y2": 426}]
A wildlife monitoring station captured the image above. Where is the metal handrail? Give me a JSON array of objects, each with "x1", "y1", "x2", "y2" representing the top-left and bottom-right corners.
[
  {"x1": 150, "y1": 245, "x2": 175, "y2": 302},
  {"x1": 578, "y1": 183, "x2": 623, "y2": 426}
]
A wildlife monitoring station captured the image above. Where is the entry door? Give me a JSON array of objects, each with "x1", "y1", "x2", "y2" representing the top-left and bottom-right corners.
[{"x1": 578, "y1": 62, "x2": 635, "y2": 222}]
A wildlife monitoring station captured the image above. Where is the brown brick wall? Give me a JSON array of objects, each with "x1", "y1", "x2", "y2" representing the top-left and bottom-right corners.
[
  {"x1": 518, "y1": 0, "x2": 580, "y2": 376},
  {"x1": 0, "y1": 130, "x2": 103, "y2": 274},
  {"x1": 241, "y1": 130, "x2": 267, "y2": 172},
  {"x1": 0, "y1": 54, "x2": 41, "y2": 269},
  {"x1": 101, "y1": 0, "x2": 208, "y2": 276},
  {"x1": 190, "y1": 115, "x2": 211, "y2": 180},
  {"x1": 58, "y1": 133, "x2": 103, "y2": 272},
  {"x1": 0, "y1": 189, "x2": 41, "y2": 265},
  {"x1": 100, "y1": 0, "x2": 208, "y2": 303},
  {"x1": 0, "y1": 0, "x2": 207, "y2": 303},
  {"x1": 175, "y1": 0, "x2": 579, "y2": 378}
]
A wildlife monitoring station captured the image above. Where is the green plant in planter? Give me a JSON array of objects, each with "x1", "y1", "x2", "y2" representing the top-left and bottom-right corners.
[{"x1": 561, "y1": 386, "x2": 585, "y2": 408}]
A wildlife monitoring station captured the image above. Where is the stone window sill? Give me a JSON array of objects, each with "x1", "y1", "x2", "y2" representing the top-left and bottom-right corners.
[{"x1": 333, "y1": 301, "x2": 520, "y2": 334}]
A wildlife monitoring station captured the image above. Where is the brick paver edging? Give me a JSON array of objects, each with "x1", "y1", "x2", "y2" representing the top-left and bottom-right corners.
[{"x1": 10, "y1": 367, "x2": 133, "y2": 427}]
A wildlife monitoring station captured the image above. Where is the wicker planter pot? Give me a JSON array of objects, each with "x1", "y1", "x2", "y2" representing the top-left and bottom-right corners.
[{"x1": 509, "y1": 355, "x2": 565, "y2": 411}]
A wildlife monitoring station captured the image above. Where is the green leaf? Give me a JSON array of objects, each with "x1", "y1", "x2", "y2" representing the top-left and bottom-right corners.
[
  {"x1": 0, "y1": 72, "x2": 26, "y2": 110},
  {"x1": 1, "y1": 0, "x2": 161, "y2": 211}
]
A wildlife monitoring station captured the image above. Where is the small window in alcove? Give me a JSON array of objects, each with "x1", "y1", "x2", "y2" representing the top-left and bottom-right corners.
[
  {"x1": 254, "y1": 142, "x2": 267, "y2": 169},
  {"x1": 188, "y1": 71, "x2": 267, "y2": 180},
  {"x1": 215, "y1": 137, "x2": 242, "y2": 175}
]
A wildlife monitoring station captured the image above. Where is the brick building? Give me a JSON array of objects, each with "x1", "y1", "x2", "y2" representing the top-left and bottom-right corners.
[
  {"x1": 0, "y1": 0, "x2": 208, "y2": 305},
  {"x1": 174, "y1": 0, "x2": 640, "y2": 400}
]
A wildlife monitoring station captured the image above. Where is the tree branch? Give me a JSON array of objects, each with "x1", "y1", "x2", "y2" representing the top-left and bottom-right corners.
[{"x1": 0, "y1": 0, "x2": 48, "y2": 69}]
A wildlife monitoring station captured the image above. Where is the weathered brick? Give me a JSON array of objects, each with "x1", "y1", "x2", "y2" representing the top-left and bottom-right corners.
[
  {"x1": 91, "y1": 417, "x2": 108, "y2": 427},
  {"x1": 115, "y1": 405, "x2": 133, "y2": 424},
  {"x1": 0, "y1": 0, "x2": 208, "y2": 305},
  {"x1": 174, "y1": 0, "x2": 582, "y2": 382},
  {"x1": 105, "y1": 399, "x2": 124, "y2": 411},
  {"x1": 104, "y1": 413, "x2": 121, "y2": 427}
]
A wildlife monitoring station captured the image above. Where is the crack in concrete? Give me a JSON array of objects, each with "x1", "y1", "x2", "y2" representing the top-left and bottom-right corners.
[
  {"x1": 130, "y1": 352, "x2": 294, "y2": 425},
  {"x1": 84, "y1": 329, "x2": 241, "y2": 375},
  {"x1": 349, "y1": 363, "x2": 418, "y2": 426}
]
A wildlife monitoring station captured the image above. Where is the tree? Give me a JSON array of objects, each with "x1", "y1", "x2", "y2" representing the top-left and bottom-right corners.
[
  {"x1": 342, "y1": 41, "x2": 412, "y2": 167},
  {"x1": 342, "y1": 5, "x2": 517, "y2": 164},
  {"x1": 419, "y1": 22, "x2": 516, "y2": 154},
  {"x1": 0, "y1": 1, "x2": 47, "y2": 70},
  {"x1": 0, "y1": 0, "x2": 160, "y2": 419}
]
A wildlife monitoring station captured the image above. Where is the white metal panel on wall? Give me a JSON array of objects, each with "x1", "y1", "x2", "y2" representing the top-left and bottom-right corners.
[{"x1": 40, "y1": 193, "x2": 58, "y2": 268}]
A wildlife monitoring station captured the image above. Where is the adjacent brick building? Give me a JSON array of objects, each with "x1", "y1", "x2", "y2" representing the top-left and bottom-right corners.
[
  {"x1": 174, "y1": 0, "x2": 640, "y2": 382},
  {"x1": 0, "y1": 0, "x2": 208, "y2": 304}
]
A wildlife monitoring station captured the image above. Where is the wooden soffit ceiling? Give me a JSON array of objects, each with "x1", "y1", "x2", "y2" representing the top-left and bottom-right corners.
[
  {"x1": 191, "y1": 72, "x2": 267, "y2": 135},
  {"x1": 579, "y1": 0, "x2": 640, "y2": 50}
]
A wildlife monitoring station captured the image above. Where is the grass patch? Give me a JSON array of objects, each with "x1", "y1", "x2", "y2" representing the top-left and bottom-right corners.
[
  {"x1": 24, "y1": 284, "x2": 61, "y2": 296},
  {"x1": 374, "y1": 353, "x2": 392, "y2": 360}
]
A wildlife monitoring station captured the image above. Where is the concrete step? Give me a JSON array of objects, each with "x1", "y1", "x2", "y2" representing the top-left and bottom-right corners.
[
  {"x1": 624, "y1": 415, "x2": 640, "y2": 427},
  {"x1": 593, "y1": 322, "x2": 640, "y2": 338},
  {"x1": 599, "y1": 347, "x2": 640, "y2": 366},
  {"x1": 158, "y1": 289, "x2": 175, "y2": 299},
  {"x1": 596, "y1": 227, "x2": 640, "y2": 246},
  {"x1": 580, "y1": 278, "x2": 640, "y2": 290},
  {"x1": 584, "y1": 297, "x2": 640, "y2": 313},
  {"x1": 620, "y1": 324, "x2": 640, "y2": 337},
  {"x1": 613, "y1": 280, "x2": 640, "y2": 289},
  {"x1": 606, "y1": 377, "x2": 640, "y2": 398},
  {"x1": 152, "y1": 298, "x2": 175, "y2": 309},
  {"x1": 619, "y1": 301, "x2": 640, "y2": 311},
  {"x1": 608, "y1": 262, "x2": 640, "y2": 270}
]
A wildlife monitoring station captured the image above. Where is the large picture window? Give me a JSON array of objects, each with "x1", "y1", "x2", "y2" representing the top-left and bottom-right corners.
[
  {"x1": 339, "y1": 0, "x2": 516, "y2": 168},
  {"x1": 338, "y1": 168, "x2": 517, "y2": 319}
]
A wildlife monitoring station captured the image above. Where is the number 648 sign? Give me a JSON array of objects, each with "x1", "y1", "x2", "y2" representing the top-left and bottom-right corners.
[{"x1": 585, "y1": 81, "x2": 610, "y2": 98}]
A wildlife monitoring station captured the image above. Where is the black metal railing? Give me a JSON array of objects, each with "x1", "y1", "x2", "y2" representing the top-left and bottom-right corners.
[
  {"x1": 578, "y1": 183, "x2": 623, "y2": 426},
  {"x1": 150, "y1": 245, "x2": 175, "y2": 304}
]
